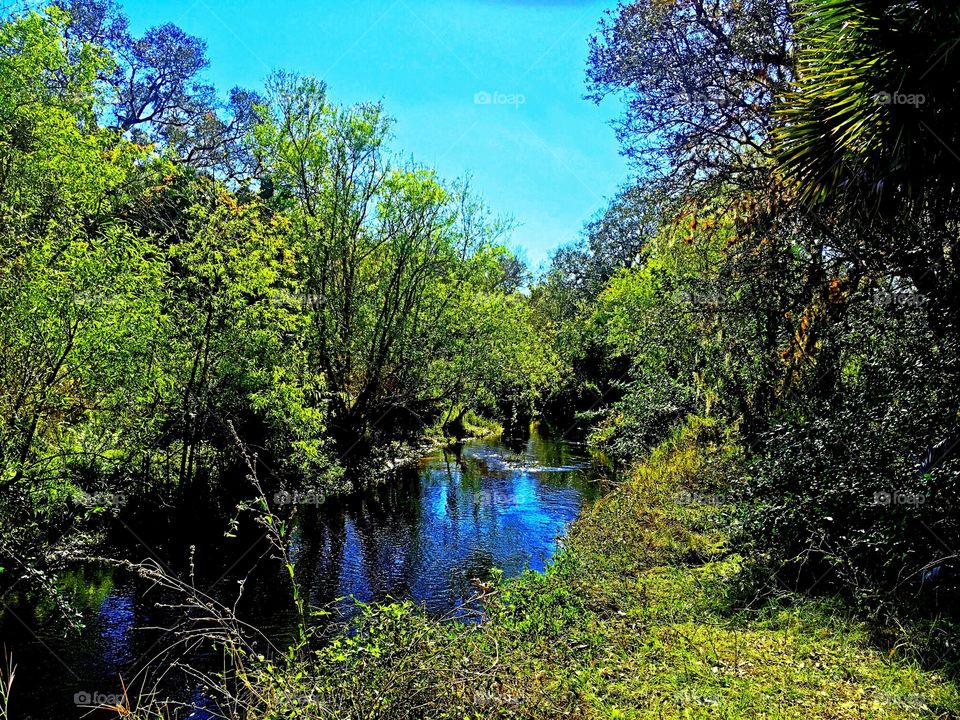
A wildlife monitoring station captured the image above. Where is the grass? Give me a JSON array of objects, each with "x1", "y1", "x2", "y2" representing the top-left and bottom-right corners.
[
  {"x1": 459, "y1": 408, "x2": 504, "y2": 439},
  {"x1": 195, "y1": 421, "x2": 960, "y2": 718}
]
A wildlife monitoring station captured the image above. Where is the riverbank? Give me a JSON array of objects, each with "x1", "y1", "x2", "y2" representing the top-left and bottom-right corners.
[
  {"x1": 360, "y1": 409, "x2": 504, "y2": 482},
  {"x1": 246, "y1": 420, "x2": 959, "y2": 719}
]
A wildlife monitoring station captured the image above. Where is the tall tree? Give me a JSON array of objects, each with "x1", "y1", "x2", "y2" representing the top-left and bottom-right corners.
[
  {"x1": 587, "y1": 0, "x2": 793, "y2": 195},
  {"x1": 256, "y1": 72, "x2": 482, "y2": 451},
  {"x1": 56, "y1": 0, "x2": 261, "y2": 179}
]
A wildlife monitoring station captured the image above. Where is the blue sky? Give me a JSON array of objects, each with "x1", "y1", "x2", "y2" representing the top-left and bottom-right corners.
[{"x1": 118, "y1": 0, "x2": 628, "y2": 269}]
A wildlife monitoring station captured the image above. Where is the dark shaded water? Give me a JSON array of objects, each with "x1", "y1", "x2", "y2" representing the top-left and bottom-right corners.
[{"x1": 0, "y1": 432, "x2": 602, "y2": 719}]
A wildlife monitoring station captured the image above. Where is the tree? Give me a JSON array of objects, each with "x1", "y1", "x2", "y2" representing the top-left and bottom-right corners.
[
  {"x1": 0, "y1": 9, "x2": 169, "y2": 585},
  {"x1": 428, "y1": 247, "x2": 558, "y2": 434},
  {"x1": 775, "y1": 0, "x2": 960, "y2": 339},
  {"x1": 587, "y1": 0, "x2": 793, "y2": 195},
  {"x1": 157, "y1": 178, "x2": 297, "y2": 487},
  {"x1": 56, "y1": 0, "x2": 261, "y2": 179},
  {"x1": 255, "y1": 71, "x2": 511, "y2": 453}
]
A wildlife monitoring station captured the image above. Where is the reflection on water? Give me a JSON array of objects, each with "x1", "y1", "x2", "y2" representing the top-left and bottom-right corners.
[
  {"x1": 294, "y1": 432, "x2": 600, "y2": 616},
  {"x1": 0, "y1": 430, "x2": 601, "y2": 718}
]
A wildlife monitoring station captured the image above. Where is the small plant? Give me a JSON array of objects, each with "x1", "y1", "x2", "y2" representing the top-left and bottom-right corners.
[
  {"x1": 107, "y1": 423, "x2": 313, "y2": 719},
  {"x1": 0, "y1": 650, "x2": 15, "y2": 720},
  {"x1": 229, "y1": 421, "x2": 309, "y2": 652}
]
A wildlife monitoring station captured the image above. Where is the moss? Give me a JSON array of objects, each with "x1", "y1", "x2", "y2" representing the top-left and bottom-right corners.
[{"x1": 425, "y1": 406, "x2": 504, "y2": 445}]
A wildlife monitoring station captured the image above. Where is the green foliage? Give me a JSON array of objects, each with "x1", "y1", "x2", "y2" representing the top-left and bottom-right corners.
[
  {"x1": 0, "y1": 9, "x2": 168, "y2": 572},
  {"x1": 254, "y1": 70, "x2": 551, "y2": 452},
  {"x1": 0, "y1": 5, "x2": 554, "y2": 597},
  {"x1": 741, "y1": 294, "x2": 960, "y2": 595},
  {"x1": 774, "y1": 0, "x2": 960, "y2": 341},
  {"x1": 776, "y1": 0, "x2": 960, "y2": 207},
  {"x1": 542, "y1": 0, "x2": 960, "y2": 604},
  {"x1": 6, "y1": 1, "x2": 960, "y2": 714}
]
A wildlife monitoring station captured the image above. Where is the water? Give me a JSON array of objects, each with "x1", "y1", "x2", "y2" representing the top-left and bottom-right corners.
[{"x1": 0, "y1": 432, "x2": 602, "y2": 719}]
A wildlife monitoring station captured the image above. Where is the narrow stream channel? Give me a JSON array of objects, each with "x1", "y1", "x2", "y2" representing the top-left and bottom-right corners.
[{"x1": 0, "y1": 430, "x2": 603, "y2": 719}]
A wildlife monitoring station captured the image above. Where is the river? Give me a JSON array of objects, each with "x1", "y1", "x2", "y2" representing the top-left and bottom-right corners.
[{"x1": 0, "y1": 430, "x2": 603, "y2": 719}]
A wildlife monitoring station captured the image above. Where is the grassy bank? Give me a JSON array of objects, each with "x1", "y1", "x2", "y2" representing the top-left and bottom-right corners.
[
  {"x1": 425, "y1": 407, "x2": 505, "y2": 446},
  {"x1": 242, "y1": 422, "x2": 959, "y2": 719}
]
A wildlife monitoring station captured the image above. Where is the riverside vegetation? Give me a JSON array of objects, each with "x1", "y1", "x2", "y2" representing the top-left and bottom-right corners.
[
  {"x1": 239, "y1": 421, "x2": 960, "y2": 719},
  {"x1": 2, "y1": 0, "x2": 960, "y2": 718}
]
